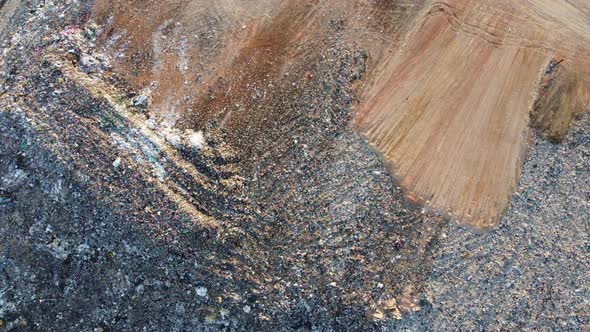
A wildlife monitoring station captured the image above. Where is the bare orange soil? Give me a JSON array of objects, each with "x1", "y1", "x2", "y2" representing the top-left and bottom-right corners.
[
  {"x1": 92, "y1": 0, "x2": 590, "y2": 229},
  {"x1": 356, "y1": 0, "x2": 590, "y2": 228}
]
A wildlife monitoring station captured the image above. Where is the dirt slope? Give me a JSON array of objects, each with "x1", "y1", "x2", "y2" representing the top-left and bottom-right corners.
[{"x1": 356, "y1": 0, "x2": 590, "y2": 228}]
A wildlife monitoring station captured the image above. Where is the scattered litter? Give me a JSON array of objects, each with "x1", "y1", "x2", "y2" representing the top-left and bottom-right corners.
[
  {"x1": 145, "y1": 118, "x2": 158, "y2": 130},
  {"x1": 112, "y1": 157, "x2": 121, "y2": 168},
  {"x1": 196, "y1": 286, "x2": 208, "y2": 297},
  {"x1": 79, "y1": 55, "x2": 102, "y2": 73},
  {"x1": 132, "y1": 94, "x2": 149, "y2": 109},
  {"x1": 185, "y1": 130, "x2": 205, "y2": 150},
  {"x1": 163, "y1": 129, "x2": 182, "y2": 148}
]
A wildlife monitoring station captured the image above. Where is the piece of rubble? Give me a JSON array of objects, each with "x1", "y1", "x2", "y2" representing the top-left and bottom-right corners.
[{"x1": 79, "y1": 55, "x2": 103, "y2": 74}]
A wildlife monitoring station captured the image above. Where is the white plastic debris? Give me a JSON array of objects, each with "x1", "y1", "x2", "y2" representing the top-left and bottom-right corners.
[
  {"x1": 163, "y1": 129, "x2": 182, "y2": 148},
  {"x1": 196, "y1": 286, "x2": 208, "y2": 297},
  {"x1": 145, "y1": 118, "x2": 158, "y2": 130},
  {"x1": 113, "y1": 157, "x2": 121, "y2": 168},
  {"x1": 186, "y1": 130, "x2": 205, "y2": 150}
]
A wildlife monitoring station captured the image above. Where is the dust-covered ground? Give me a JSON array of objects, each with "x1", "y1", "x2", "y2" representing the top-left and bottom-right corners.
[{"x1": 0, "y1": 1, "x2": 588, "y2": 331}]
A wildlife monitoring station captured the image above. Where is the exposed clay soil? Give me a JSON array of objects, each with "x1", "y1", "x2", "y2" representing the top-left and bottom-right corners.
[{"x1": 356, "y1": 0, "x2": 590, "y2": 228}]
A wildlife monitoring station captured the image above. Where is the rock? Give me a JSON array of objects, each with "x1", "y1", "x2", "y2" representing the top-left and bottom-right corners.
[{"x1": 243, "y1": 305, "x2": 251, "y2": 314}]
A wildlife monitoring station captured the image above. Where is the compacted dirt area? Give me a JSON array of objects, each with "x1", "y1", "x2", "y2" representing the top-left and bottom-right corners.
[
  {"x1": 0, "y1": 0, "x2": 588, "y2": 331},
  {"x1": 357, "y1": 0, "x2": 590, "y2": 228}
]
